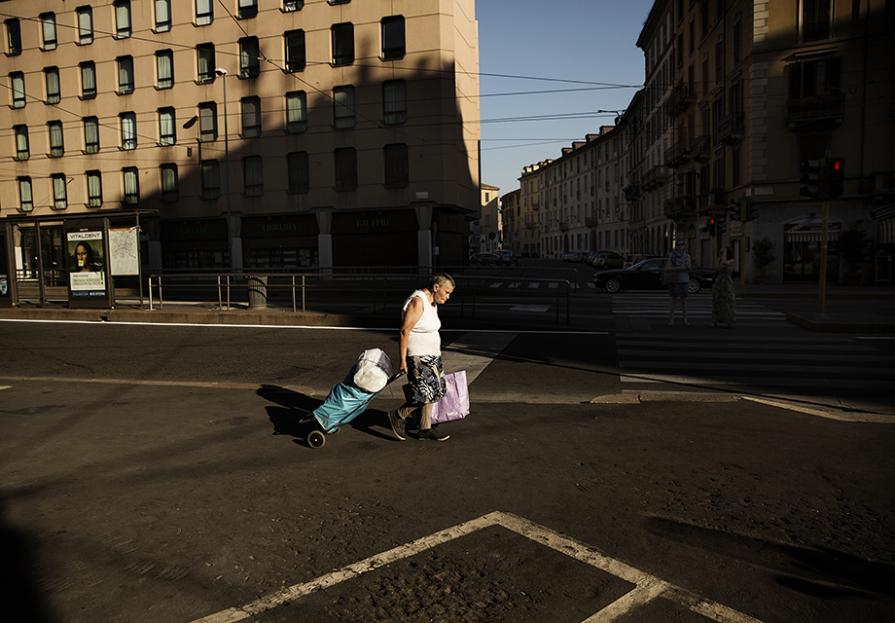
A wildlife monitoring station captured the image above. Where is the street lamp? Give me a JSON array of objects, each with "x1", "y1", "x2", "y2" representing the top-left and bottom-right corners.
[{"x1": 214, "y1": 67, "x2": 237, "y2": 271}]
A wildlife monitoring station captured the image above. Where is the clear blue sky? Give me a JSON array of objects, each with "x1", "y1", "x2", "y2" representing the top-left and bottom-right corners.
[{"x1": 476, "y1": 0, "x2": 653, "y2": 195}]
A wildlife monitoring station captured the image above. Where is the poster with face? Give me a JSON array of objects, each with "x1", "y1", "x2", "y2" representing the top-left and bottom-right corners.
[{"x1": 67, "y1": 230, "x2": 106, "y2": 296}]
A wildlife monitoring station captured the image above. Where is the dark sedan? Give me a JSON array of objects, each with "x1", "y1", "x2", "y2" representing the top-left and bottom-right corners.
[{"x1": 594, "y1": 257, "x2": 715, "y2": 294}]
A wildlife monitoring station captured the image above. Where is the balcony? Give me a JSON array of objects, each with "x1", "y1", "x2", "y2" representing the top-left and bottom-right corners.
[
  {"x1": 664, "y1": 141, "x2": 691, "y2": 168},
  {"x1": 691, "y1": 135, "x2": 710, "y2": 162},
  {"x1": 623, "y1": 177, "x2": 641, "y2": 201},
  {"x1": 559, "y1": 221, "x2": 570, "y2": 232},
  {"x1": 718, "y1": 113, "x2": 745, "y2": 145},
  {"x1": 665, "y1": 83, "x2": 695, "y2": 117},
  {"x1": 642, "y1": 165, "x2": 671, "y2": 191},
  {"x1": 786, "y1": 93, "x2": 845, "y2": 129},
  {"x1": 524, "y1": 221, "x2": 538, "y2": 230},
  {"x1": 585, "y1": 217, "x2": 598, "y2": 227},
  {"x1": 663, "y1": 195, "x2": 699, "y2": 220}
]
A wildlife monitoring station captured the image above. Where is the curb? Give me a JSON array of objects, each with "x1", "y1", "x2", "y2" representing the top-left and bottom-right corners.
[{"x1": 785, "y1": 312, "x2": 895, "y2": 334}]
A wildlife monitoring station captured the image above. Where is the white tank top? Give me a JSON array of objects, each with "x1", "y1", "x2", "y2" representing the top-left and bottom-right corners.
[{"x1": 403, "y1": 290, "x2": 441, "y2": 356}]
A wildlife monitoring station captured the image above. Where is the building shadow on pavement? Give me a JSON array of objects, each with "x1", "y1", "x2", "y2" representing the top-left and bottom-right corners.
[
  {"x1": 0, "y1": 494, "x2": 56, "y2": 623},
  {"x1": 644, "y1": 515, "x2": 895, "y2": 599},
  {"x1": 257, "y1": 384, "x2": 394, "y2": 445}
]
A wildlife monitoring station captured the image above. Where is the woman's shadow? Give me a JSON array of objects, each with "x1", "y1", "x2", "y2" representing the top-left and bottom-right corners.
[{"x1": 257, "y1": 384, "x2": 395, "y2": 447}]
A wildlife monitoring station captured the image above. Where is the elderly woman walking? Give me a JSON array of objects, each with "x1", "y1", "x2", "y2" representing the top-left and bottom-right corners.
[
  {"x1": 712, "y1": 246, "x2": 737, "y2": 328},
  {"x1": 387, "y1": 273, "x2": 456, "y2": 442}
]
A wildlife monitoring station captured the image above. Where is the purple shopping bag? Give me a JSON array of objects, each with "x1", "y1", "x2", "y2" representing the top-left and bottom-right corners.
[{"x1": 431, "y1": 370, "x2": 469, "y2": 425}]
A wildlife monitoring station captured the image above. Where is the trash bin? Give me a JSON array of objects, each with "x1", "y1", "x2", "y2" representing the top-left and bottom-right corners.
[{"x1": 247, "y1": 274, "x2": 268, "y2": 309}]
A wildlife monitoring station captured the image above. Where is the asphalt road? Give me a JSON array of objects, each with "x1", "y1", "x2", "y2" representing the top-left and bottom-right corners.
[{"x1": 2, "y1": 317, "x2": 894, "y2": 623}]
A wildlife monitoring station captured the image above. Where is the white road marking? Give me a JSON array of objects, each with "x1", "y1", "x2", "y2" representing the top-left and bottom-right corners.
[
  {"x1": 509, "y1": 304, "x2": 550, "y2": 312},
  {"x1": 855, "y1": 336, "x2": 895, "y2": 340},
  {"x1": 528, "y1": 282, "x2": 540, "y2": 288},
  {"x1": 189, "y1": 511, "x2": 767, "y2": 623},
  {"x1": 508, "y1": 282, "x2": 522, "y2": 288},
  {"x1": 548, "y1": 282, "x2": 559, "y2": 289},
  {"x1": 488, "y1": 282, "x2": 504, "y2": 288}
]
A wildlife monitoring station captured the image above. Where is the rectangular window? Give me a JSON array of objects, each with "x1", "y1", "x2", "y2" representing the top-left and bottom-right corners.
[
  {"x1": 77, "y1": 6, "x2": 93, "y2": 44},
  {"x1": 84, "y1": 116, "x2": 100, "y2": 153},
  {"x1": 18, "y1": 177, "x2": 33, "y2": 212},
  {"x1": 14, "y1": 125, "x2": 29, "y2": 160},
  {"x1": 196, "y1": 43, "x2": 216, "y2": 83},
  {"x1": 115, "y1": 1, "x2": 132, "y2": 38},
  {"x1": 41, "y1": 13, "x2": 57, "y2": 50},
  {"x1": 10, "y1": 71, "x2": 25, "y2": 108},
  {"x1": 201, "y1": 159, "x2": 221, "y2": 198},
  {"x1": 155, "y1": 0, "x2": 172, "y2": 31},
  {"x1": 732, "y1": 19, "x2": 741, "y2": 66},
  {"x1": 788, "y1": 58, "x2": 841, "y2": 98},
  {"x1": 731, "y1": 146, "x2": 741, "y2": 187},
  {"x1": 287, "y1": 151, "x2": 309, "y2": 194},
  {"x1": 196, "y1": 0, "x2": 213, "y2": 25},
  {"x1": 48, "y1": 121, "x2": 64, "y2": 157},
  {"x1": 333, "y1": 85, "x2": 355, "y2": 129},
  {"x1": 5, "y1": 18, "x2": 21, "y2": 55},
  {"x1": 238, "y1": 0, "x2": 258, "y2": 19},
  {"x1": 802, "y1": 0, "x2": 832, "y2": 42},
  {"x1": 332, "y1": 23, "x2": 354, "y2": 66},
  {"x1": 714, "y1": 37, "x2": 724, "y2": 83},
  {"x1": 334, "y1": 147, "x2": 357, "y2": 191},
  {"x1": 243, "y1": 156, "x2": 263, "y2": 196},
  {"x1": 285, "y1": 30, "x2": 306, "y2": 72},
  {"x1": 156, "y1": 50, "x2": 174, "y2": 88},
  {"x1": 199, "y1": 102, "x2": 217, "y2": 141},
  {"x1": 120, "y1": 112, "x2": 137, "y2": 150},
  {"x1": 384, "y1": 144, "x2": 409, "y2": 187},
  {"x1": 383, "y1": 80, "x2": 407, "y2": 125},
  {"x1": 44, "y1": 67, "x2": 61, "y2": 104},
  {"x1": 86, "y1": 171, "x2": 102, "y2": 207},
  {"x1": 52, "y1": 174, "x2": 67, "y2": 210},
  {"x1": 117, "y1": 56, "x2": 135, "y2": 95},
  {"x1": 329, "y1": 0, "x2": 350, "y2": 4},
  {"x1": 283, "y1": 0, "x2": 303, "y2": 11},
  {"x1": 123, "y1": 167, "x2": 139, "y2": 205},
  {"x1": 240, "y1": 97, "x2": 261, "y2": 137},
  {"x1": 159, "y1": 107, "x2": 176, "y2": 145},
  {"x1": 239, "y1": 37, "x2": 260, "y2": 78},
  {"x1": 80, "y1": 62, "x2": 97, "y2": 98},
  {"x1": 381, "y1": 16, "x2": 405, "y2": 60},
  {"x1": 160, "y1": 163, "x2": 178, "y2": 201},
  {"x1": 285, "y1": 91, "x2": 307, "y2": 133}
]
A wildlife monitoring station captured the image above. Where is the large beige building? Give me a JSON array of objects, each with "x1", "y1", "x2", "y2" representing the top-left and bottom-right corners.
[
  {"x1": 659, "y1": 0, "x2": 894, "y2": 281},
  {"x1": 0, "y1": 0, "x2": 480, "y2": 304}
]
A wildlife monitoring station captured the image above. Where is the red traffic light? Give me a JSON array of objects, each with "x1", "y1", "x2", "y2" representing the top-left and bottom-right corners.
[
  {"x1": 832, "y1": 159, "x2": 843, "y2": 172},
  {"x1": 708, "y1": 217, "x2": 716, "y2": 225}
]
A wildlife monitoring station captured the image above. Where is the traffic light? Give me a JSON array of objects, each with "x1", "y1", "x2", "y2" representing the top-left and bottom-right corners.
[
  {"x1": 800, "y1": 159, "x2": 823, "y2": 199},
  {"x1": 707, "y1": 216, "x2": 716, "y2": 235},
  {"x1": 728, "y1": 203, "x2": 741, "y2": 222},
  {"x1": 828, "y1": 157, "x2": 845, "y2": 198}
]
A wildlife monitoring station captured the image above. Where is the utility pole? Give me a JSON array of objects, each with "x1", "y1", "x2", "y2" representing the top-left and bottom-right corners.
[{"x1": 215, "y1": 67, "x2": 235, "y2": 271}]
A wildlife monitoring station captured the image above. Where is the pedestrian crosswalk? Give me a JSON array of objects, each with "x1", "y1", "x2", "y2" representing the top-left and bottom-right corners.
[
  {"x1": 614, "y1": 332, "x2": 895, "y2": 399},
  {"x1": 486, "y1": 281, "x2": 569, "y2": 289},
  {"x1": 610, "y1": 292, "x2": 785, "y2": 326}
]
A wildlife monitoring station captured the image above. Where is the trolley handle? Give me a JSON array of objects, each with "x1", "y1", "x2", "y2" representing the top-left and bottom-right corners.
[{"x1": 387, "y1": 370, "x2": 406, "y2": 384}]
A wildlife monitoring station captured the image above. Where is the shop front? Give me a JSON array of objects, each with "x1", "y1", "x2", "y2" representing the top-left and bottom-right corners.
[
  {"x1": 241, "y1": 214, "x2": 319, "y2": 270},
  {"x1": 332, "y1": 209, "x2": 418, "y2": 268},
  {"x1": 783, "y1": 216, "x2": 841, "y2": 282},
  {"x1": 161, "y1": 219, "x2": 229, "y2": 271}
]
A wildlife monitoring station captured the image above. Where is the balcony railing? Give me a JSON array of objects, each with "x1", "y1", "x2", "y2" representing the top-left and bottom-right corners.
[
  {"x1": 585, "y1": 217, "x2": 598, "y2": 227},
  {"x1": 665, "y1": 83, "x2": 695, "y2": 117},
  {"x1": 663, "y1": 195, "x2": 699, "y2": 220},
  {"x1": 786, "y1": 93, "x2": 845, "y2": 129},
  {"x1": 664, "y1": 141, "x2": 691, "y2": 168},
  {"x1": 524, "y1": 221, "x2": 538, "y2": 230},
  {"x1": 559, "y1": 221, "x2": 570, "y2": 232},
  {"x1": 642, "y1": 165, "x2": 671, "y2": 191},
  {"x1": 691, "y1": 135, "x2": 710, "y2": 162},
  {"x1": 718, "y1": 113, "x2": 745, "y2": 144}
]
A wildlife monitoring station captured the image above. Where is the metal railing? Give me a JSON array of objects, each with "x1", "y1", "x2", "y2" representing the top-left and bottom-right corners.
[{"x1": 146, "y1": 270, "x2": 575, "y2": 323}]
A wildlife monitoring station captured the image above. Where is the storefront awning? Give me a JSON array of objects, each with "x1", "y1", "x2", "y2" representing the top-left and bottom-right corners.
[{"x1": 784, "y1": 217, "x2": 842, "y2": 243}]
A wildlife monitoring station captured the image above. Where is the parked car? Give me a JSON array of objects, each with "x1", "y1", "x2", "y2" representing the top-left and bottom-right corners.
[
  {"x1": 496, "y1": 249, "x2": 519, "y2": 266},
  {"x1": 588, "y1": 250, "x2": 624, "y2": 269},
  {"x1": 560, "y1": 251, "x2": 583, "y2": 262},
  {"x1": 469, "y1": 252, "x2": 501, "y2": 265},
  {"x1": 594, "y1": 257, "x2": 715, "y2": 294}
]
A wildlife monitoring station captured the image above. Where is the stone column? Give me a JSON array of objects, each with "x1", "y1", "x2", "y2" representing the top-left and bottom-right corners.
[
  {"x1": 414, "y1": 202, "x2": 434, "y2": 273},
  {"x1": 316, "y1": 209, "x2": 333, "y2": 276}
]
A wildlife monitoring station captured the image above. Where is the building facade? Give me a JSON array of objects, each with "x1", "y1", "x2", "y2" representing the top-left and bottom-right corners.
[
  {"x1": 0, "y1": 0, "x2": 480, "y2": 304},
  {"x1": 500, "y1": 187, "x2": 519, "y2": 255},
  {"x1": 517, "y1": 159, "x2": 549, "y2": 258}
]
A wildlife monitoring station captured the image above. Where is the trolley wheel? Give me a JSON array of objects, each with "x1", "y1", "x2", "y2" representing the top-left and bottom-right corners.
[{"x1": 307, "y1": 430, "x2": 326, "y2": 448}]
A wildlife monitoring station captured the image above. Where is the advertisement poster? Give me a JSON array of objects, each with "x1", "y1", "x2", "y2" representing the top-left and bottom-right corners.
[{"x1": 67, "y1": 230, "x2": 107, "y2": 299}]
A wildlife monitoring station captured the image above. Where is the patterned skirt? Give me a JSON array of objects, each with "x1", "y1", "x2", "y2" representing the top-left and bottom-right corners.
[{"x1": 403, "y1": 355, "x2": 447, "y2": 405}]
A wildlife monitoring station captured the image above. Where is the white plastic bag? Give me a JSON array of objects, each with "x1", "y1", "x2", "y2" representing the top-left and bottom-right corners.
[{"x1": 352, "y1": 348, "x2": 394, "y2": 393}]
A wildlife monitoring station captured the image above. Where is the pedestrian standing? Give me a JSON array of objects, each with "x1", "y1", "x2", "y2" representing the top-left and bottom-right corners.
[
  {"x1": 664, "y1": 241, "x2": 691, "y2": 326},
  {"x1": 712, "y1": 246, "x2": 737, "y2": 328},
  {"x1": 387, "y1": 273, "x2": 456, "y2": 442}
]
